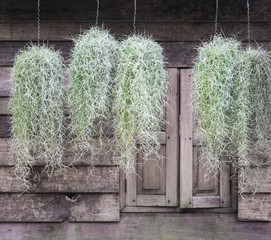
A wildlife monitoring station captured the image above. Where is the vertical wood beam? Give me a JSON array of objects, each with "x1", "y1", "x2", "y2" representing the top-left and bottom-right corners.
[
  {"x1": 166, "y1": 68, "x2": 179, "y2": 206},
  {"x1": 180, "y1": 69, "x2": 193, "y2": 208}
]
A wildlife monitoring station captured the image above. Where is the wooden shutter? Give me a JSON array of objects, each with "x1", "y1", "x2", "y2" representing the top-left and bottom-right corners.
[
  {"x1": 180, "y1": 69, "x2": 231, "y2": 209},
  {"x1": 123, "y1": 68, "x2": 179, "y2": 208}
]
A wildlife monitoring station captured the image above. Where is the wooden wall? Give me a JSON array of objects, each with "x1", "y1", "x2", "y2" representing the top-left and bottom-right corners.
[{"x1": 0, "y1": 0, "x2": 270, "y2": 222}]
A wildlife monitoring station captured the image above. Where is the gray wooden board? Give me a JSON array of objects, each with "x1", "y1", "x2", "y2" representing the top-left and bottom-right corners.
[
  {"x1": 0, "y1": 41, "x2": 198, "y2": 68},
  {"x1": 0, "y1": 138, "x2": 115, "y2": 166},
  {"x1": 0, "y1": 0, "x2": 271, "y2": 22},
  {"x1": 0, "y1": 166, "x2": 119, "y2": 193},
  {"x1": 241, "y1": 166, "x2": 271, "y2": 193},
  {"x1": 238, "y1": 194, "x2": 271, "y2": 221},
  {"x1": 1, "y1": 22, "x2": 271, "y2": 41},
  {"x1": 0, "y1": 193, "x2": 119, "y2": 222}
]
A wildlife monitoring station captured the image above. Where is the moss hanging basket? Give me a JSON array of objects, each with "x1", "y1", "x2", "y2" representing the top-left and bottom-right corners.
[
  {"x1": 113, "y1": 35, "x2": 168, "y2": 172},
  {"x1": 192, "y1": 35, "x2": 242, "y2": 176},
  {"x1": 11, "y1": 44, "x2": 65, "y2": 185},
  {"x1": 192, "y1": 35, "x2": 271, "y2": 194},
  {"x1": 69, "y1": 27, "x2": 119, "y2": 162}
]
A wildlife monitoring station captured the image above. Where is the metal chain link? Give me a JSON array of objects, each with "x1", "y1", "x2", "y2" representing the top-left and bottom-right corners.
[
  {"x1": 96, "y1": 0, "x2": 99, "y2": 27},
  {"x1": 215, "y1": 0, "x2": 219, "y2": 35},
  {"x1": 133, "y1": 0, "x2": 136, "y2": 35},
  {"x1": 37, "y1": 0, "x2": 40, "y2": 46},
  {"x1": 247, "y1": 0, "x2": 251, "y2": 47}
]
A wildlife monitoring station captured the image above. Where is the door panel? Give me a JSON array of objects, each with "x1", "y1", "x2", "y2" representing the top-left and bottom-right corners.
[
  {"x1": 125, "y1": 68, "x2": 179, "y2": 207},
  {"x1": 180, "y1": 69, "x2": 231, "y2": 209},
  {"x1": 137, "y1": 146, "x2": 166, "y2": 195}
]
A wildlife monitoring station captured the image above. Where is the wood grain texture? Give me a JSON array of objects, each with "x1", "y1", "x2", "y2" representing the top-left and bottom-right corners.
[
  {"x1": 180, "y1": 69, "x2": 193, "y2": 208},
  {"x1": 165, "y1": 68, "x2": 179, "y2": 207},
  {"x1": 0, "y1": 114, "x2": 166, "y2": 141},
  {"x1": 68, "y1": 193, "x2": 119, "y2": 222},
  {"x1": 192, "y1": 196, "x2": 220, "y2": 208},
  {"x1": 238, "y1": 194, "x2": 271, "y2": 221},
  {"x1": 0, "y1": 138, "x2": 115, "y2": 166},
  {"x1": 219, "y1": 161, "x2": 231, "y2": 207},
  {"x1": 1, "y1": 22, "x2": 271, "y2": 41},
  {"x1": 0, "y1": 193, "x2": 119, "y2": 222},
  {"x1": 136, "y1": 195, "x2": 166, "y2": 207},
  {"x1": 142, "y1": 159, "x2": 160, "y2": 190},
  {"x1": 193, "y1": 146, "x2": 218, "y2": 195},
  {"x1": 137, "y1": 146, "x2": 166, "y2": 195},
  {"x1": 1, "y1": 0, "x2": 270, "y2": 22},
  {"x1": 242, "y1": 166, "x2": 271, "y2": 193},
  {"x1": 119, "y1": 170, "x2": 126, "y2": 210},
  {"x1": 125, "y1": 168, "x2": 137, "y2": 206},
  {"x1": 0, "y1": 41, "x2": 198, "y2": 68},
  {"x1": 0, "y1": 166, "x2": 119, "y2": 193}
]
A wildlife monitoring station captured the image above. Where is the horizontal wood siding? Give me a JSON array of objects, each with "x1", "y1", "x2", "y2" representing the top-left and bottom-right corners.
[
  {"x1": 0, "y1": 0, "x2": 270, "y2": 22},
  {"x1": 0, "y1": 193, "x2": 119, "y2": 222},
  {"x1": 0, "y1": 22, "x2": 271, "y2": 41},
  {"x1": 0, "y1": 166, "x2": 119, "y2": 193},
  {"x1": 238, "y1": 194, "x2": 271, "y2": 221}
]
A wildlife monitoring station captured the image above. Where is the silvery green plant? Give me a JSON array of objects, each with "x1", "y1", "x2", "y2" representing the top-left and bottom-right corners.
[
  {"x1": 69, "y1": 27, "x2": 119, "y2": 163},
  {"x1": 192, "y1": 35, "x2": 242, "y2": 177},
  {"x1": 113, "y1": 35, "x2": 168, "y2": 172},
  {"x1": 11, "y1": 45, "x2": 65, "y2": 186}
]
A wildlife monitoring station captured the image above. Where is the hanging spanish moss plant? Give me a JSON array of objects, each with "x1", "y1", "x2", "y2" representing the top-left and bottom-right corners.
[
  {"x1": 232, "y1": 47, "x2": 271, "y2": 194},
  {"x1": 11, "y1": 45, "x2": 65, "y2": 186},
  {"x1": 69, "y1": 27, "x2": 119, "y2": 162},
  {"x1": 193, "y1": 35, "x2": 271, "y2": 194},
  {"x1": 192, "y1": 35, "x2": 242, "y2": 177},
  {"x1": 113, "y1": 35, "x2": 168, "y2": 172}
]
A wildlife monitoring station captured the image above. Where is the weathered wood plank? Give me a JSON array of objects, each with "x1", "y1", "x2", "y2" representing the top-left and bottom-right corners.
[
  {"x1": 1, "y1": 0, "x2": 270, "y2": 22},
  {"x1": 1, "y1": 22, "x2": 271, "y2": 41},
  {"x1": 68, "y1": 193, "x2": 119, "y2": 222},
  {"x1": 119, "y1": 170, "x2": 126, "y2": 210},
  {"x1": 0, "y1": 115, "x2": 166, "y2": 141},
  {"x1": 142, "y1": 160, "x2": 160, "y2": 190},
  {"x1": 136, "y1": 195, "x2": 166, "y2": 207},
  {"x1": 1, "y1": 42, "x2": 269, "y2": 70},
  {"x1": 180, "y1": 69, "x2": 193, "y2": 208},
  {"x1": 0, "y1": 166, "x2": 119, "y2": 193},
  {"x1": 241, "y1": 166, "x2": 271, "y2": 193},
  {"x1": 0, "y1": 116, "x2": 10, "y2": 137},
  {"x1": 125, "y1": 169, "x2": 137, "y2": 206},
  {"x1": 0, "y1": 138, "x2": 115, "y2": 166},
  {"x1": 238, "y1": 194, "x2": 271, "y2": 221},
  {"x1": 121, "y1": 206, "x2": 235, "y2": 213},
  {"x1": 137, "y1": 146, "x2": 166, "y2": 195},
  {"x1": 192, "y1": 196, "x2": 220, "y2": 208},
  {"x1": 0, "y1": 41, "x2": 197, "y2": 68},
  {"x1": 220, "y1": 161, "x2": 231, "y2": 207},
  {"x1": 193, "y1": 146, "x2": 219, "y2": 195},
  {"x1": 165, "y1": 68, "x2": 179, "y2": 206},
  {"x1": 0, "y1": 193, "x2": 119, "y2": 222}
]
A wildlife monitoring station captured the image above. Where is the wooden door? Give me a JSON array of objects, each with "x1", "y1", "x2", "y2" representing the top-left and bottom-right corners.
[
  {"x1": 121, "y1": 69, "x2": 179, "y2": 208},
  {"x1": 121, "y1": 68, "x2": 232, "y2": 211},
  {"x1": 180, "y1": 69, "x2": 232, "y2": 209}
]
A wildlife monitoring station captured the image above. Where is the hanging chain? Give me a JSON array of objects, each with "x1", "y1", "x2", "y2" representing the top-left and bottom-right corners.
[
  {"x1": 37, "y1": 0, "x2": 40, "y2": 46},
  {"x1": 247, "y1": 0, "x2": 251, "y2": 47},
  {"x1": 96, "y1": 0, "x2": 99, "y2": 27},
  {"x1": 214, "y1": 0, "x2": 219, "y2": 35},
  {"x1": 133, "y1": 0, "x2": 136, "y2": 35}
]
